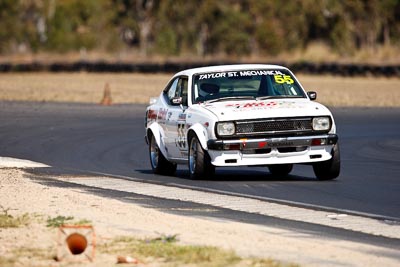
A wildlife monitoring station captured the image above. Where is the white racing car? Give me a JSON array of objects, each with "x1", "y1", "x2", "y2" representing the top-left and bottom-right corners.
[{"x1": 145, "y1": 64, "x2": 340, "y2": 180}]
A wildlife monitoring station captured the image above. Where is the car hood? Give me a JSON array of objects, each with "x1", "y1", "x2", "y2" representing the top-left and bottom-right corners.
[{"x1": 200, "y1": 99, "x2": 332, "y2": 121}]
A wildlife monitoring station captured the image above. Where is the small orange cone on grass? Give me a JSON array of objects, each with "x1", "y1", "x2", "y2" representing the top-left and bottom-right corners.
[{"x1": 100, "y1": 83, "x2": 112, "y2": 106}]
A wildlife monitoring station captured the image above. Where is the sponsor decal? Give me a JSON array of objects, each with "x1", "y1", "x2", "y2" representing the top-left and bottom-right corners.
[
  {"x1": 269, "y1": 141, "x2": 294, "y2": 147},
  {"x1": 178, "y1": 113, "x2": 186, "y2": 121},
  {"x1": 198, "y1": 70, "x2": 284, "y2": 80},
  {"x1": 226, "y1": 101, "x2": 278, "y2": 108},
  {"x1": 226, "y1": 101, "x2": 302, "y2": 111},
  {"x1": 147, "y1": 109, "x2": 157, "y2": 120},
  {"x1": 157, "y1": 108, "x2": 168, "y2": 121},
  {"x1": 274, "y1": 74, "x2": 294, "y2": 84}
]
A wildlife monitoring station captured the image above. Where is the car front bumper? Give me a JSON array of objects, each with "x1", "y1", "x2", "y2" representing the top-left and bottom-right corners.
[{"x1": 207, "y1": 134, "x2": 338, "y2": 166}]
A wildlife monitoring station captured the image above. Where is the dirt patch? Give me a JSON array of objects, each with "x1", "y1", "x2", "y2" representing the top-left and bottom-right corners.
[
  {"x1": 0, "y1": 73, "x2": 168, "y2": 105},
  {"x1": 0, "y1": 73, "x2": 399, "y2": 107},
  {"x1": 1, "y1": 168, "x2": 399, "y2": 266},
  {"x1": 298, "y1": 74, "x2": 400, "y2": 107}
]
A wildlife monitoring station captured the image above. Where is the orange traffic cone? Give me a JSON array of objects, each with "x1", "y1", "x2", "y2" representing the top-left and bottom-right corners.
[
  {"x1": 57, "y1": 225, "x2": 96, "y2": 262},
  {"x1": 100, "y1": 83, "x2": 112, "y2": 106}
]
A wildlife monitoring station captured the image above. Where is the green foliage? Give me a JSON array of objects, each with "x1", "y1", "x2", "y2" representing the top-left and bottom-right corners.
[
  {"x1": 155, "y1": 26, "x2": 178, "y2": 55},
  {"x1": 211, "y1": 5, "x2": 252, "y2": 55},
  {"x1": 0, "y1": 207, "x2": 30, "y2": 228},
  {"x1": 45, "y1": 0, "x2": 109, "y2": 52},
  {"x1": 0, "y1": 0, "x2": 399, "y2": 57},
  {"x1": 0, "y1": 213, "x2": 29, "y2": 228},
  {"x1": 147, "y1": 233, "x2": 179, "y2": 243},
  {"x1": 100, "y1": 234, "x2": 297, "y2": 266},
  {"x1": 46, "y1": 215, "x2": 91, "y2": 227},
  {"x1": 46, "y1": 215, "x2": 74, "y2": 227},
  {"x1": 74, "y1": 218, "x2": 92, "y2": 225},
  {"x1": 0, "y1": 0, "x2": 21, "y2": 53},
  {"x1": 101, "y1": 235, "x2": 241, "y2": 266}
]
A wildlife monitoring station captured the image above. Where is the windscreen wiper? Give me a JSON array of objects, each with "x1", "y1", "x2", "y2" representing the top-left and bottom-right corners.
[
  {"x1": 256, "y1": 95, "x2": 304, "y2": 100},
  {"x1": 204, "y1": 96, "x2": 255, "y2": 103}
]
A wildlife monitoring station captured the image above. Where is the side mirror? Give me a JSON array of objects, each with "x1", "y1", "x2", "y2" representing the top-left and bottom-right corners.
[
  {"x1": 149, "y1": 97, "x2": 157, "y2": 105},
  {"x1": 307, "y1": 91, "x2": 317, "y2": 101},
  {"x1": 171, "y1": 97, "x2": 182, "y2": 105}
]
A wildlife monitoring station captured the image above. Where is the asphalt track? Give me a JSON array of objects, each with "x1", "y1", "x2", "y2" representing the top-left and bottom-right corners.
[{"x1": 1, "y1": 101, "x2": 399, "y2": 219}]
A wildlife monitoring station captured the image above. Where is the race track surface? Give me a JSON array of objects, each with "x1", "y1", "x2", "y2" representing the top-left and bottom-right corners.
[{"x1": 1, "y1": 101, "x2": 399, "y2": 219}]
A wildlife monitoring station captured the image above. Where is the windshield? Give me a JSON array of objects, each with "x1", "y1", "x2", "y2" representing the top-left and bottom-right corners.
[{"x1": 192, "y1": 69, "x2": 306, "y2": 103}]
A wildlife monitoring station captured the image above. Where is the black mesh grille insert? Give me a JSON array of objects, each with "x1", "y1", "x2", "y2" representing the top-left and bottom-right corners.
[{"x1": 236, "y1": 118, "x2": 312, "y2": 135}]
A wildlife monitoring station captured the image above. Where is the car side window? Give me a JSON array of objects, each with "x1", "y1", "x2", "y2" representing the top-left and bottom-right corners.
[
  {"x1": 177, "y1": 77, "x2": 188, "y2": 106},
  {"x1": 166, "y1": 78, "x2": 179, "y2": 103},
  {"x1": 164, "y1": 76, "x2": 188, "y2": 106}
]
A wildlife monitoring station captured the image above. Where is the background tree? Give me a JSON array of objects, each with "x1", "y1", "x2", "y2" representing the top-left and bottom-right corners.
[
  {"x1": 0, "y1": 0, "x2": 399, "y2": 59},
  {"x1": 0, "y1": 0, "x2": 22, "y2": 53}
]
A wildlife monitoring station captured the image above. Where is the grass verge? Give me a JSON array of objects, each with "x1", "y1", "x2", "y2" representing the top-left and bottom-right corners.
[
  {"x1": 46, "y1": 215, "x2": 92, "y2": 227},
  {"x1": 100, "y1": 235, "x2": 298, "y2": 267},
  {"x1": 0, "y1": 206, "x2": 30, "y2": 228},
  {"x1": 0, "y1": 247, "x2": 53, "y2": 267}
]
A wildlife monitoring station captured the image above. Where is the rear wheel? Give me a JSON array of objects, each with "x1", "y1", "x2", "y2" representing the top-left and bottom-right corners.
[
  {"x1": 149, "y1": 133, "x2": 177, "y2": 176},
  {"x1": 313, "y1": 143, "x2": 340, "y2": 180},
  {"x1": 188, "y1": 135, "x2": 215, "y2": 179},
  {"x1": 268, "y1": 164, "x2": 293, "y2": 177}
]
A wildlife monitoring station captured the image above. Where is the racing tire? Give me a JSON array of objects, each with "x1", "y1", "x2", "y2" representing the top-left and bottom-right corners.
[
  {"x1": 149, "y1": 133, "x2": 177, "y2": 176},
  {"x1": 268, "y1": 164, "x2": 293, "y2": 177},
  {"x1": 313, "y1": 143, "x2": 341, "y2": 180},
  {"x1": 188, "y1": 135, "x2": 215, "y2": 179}
]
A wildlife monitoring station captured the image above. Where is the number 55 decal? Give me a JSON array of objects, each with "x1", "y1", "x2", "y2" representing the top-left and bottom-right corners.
[
  {"x1": 274, "y1": 75, "x2": 294, "y2": 84},
  {"x1": 176, "y1": 123, "x2": 186, "y2": 148}
]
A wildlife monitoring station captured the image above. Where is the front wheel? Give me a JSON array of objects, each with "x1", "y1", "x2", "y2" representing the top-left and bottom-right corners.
[
  {"x1": 188, "y1": 135, "x2": 215, "y2": 179},
  {"x1": 313, "y1": 143, "x2": 341, "y2": 180},
  {"x1": 149, "y1": 133, "x2": 177, "y2": 176},
  {"x1": 268, "y1": 164, "x2": 293, "y2": 177}
]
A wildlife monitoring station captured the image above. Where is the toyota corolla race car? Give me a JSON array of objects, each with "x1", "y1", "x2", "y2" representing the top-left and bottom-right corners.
[{"x1": 145, "y1": 64, "x2": 340, "y2": 180}]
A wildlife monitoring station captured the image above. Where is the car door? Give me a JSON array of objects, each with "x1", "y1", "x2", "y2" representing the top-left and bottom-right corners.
[{"x1": 163, "y1": 76, "x2": 189, "y2": 159}]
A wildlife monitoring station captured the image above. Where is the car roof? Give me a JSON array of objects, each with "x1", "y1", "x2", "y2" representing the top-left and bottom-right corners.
[{"x1": 174, "y1": 64, "x2": 288, "y2": 77}]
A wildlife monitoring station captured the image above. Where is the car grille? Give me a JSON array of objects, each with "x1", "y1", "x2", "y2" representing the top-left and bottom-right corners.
[{"x1": 235, "y1": 118, "x2": 313, "y2": 136}]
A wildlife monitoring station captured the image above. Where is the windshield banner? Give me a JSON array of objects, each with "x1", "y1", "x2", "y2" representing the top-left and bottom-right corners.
[{"x1": 198, "y1": 70, "x2": 284, "y2": 80}]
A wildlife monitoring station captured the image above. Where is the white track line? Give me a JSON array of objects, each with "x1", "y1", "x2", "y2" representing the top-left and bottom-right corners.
[
  {"x1": 0, "y1": 157, "x2": 50, "y2": 168},
  {"x1": 58, "y1": 175, "x2": 400, "y2": 239}
]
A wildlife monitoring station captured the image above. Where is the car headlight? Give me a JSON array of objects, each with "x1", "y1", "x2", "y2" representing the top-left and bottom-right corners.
[
  {"x1": 216, "y1": 122, "x2": 235, "y2": 136},
  {"x1": 312, "y1": 117, "x2": 331, "y2": 131}
]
